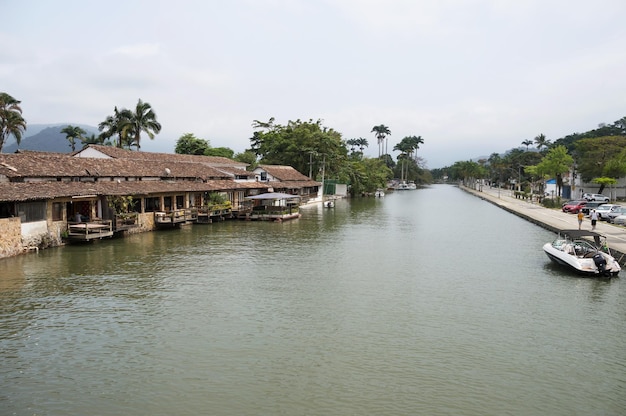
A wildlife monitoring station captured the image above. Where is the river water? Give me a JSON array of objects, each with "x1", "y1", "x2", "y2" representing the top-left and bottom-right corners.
[{"x1": 1, "y1": 184, "x2": 625, "y2": 416}]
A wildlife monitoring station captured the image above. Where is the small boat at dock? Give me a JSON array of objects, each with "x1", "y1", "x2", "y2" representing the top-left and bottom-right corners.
[{"x1": 543, "y1": 230, "x2": 621, "y2": 277}]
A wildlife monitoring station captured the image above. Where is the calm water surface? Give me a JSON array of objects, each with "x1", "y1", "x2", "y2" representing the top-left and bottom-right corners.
[{"x1": 1, "y1": 185, "x2": 625, "y2": 415}]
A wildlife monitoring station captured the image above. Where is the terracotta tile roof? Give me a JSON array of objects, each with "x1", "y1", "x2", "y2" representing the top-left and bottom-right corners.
[
  {"x1": 259, "y1": 165, "x2": 314, "y2": 181},
  {"x1": 0, "y1": 180, "x2": 271, "y2": 202},
  {"x1": 0, "y1": 152, "x2": 231, "y2": 181},
  {"x1": 82, "y1": 145, "x2": 247, "y2": 167}
]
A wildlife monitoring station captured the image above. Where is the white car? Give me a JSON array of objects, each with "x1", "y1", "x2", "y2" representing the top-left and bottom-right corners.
[
  {"x1": 584, "y1": 193, "x2": 610, "y2": 202},
  {"x1": 592, "y1": 204, "x2": 621, "y2": 220}
]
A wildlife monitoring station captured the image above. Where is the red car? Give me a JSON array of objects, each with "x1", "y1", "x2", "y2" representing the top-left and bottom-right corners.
[{"x1": 562, "y1": 200, "x2": 587, "y2": 213}]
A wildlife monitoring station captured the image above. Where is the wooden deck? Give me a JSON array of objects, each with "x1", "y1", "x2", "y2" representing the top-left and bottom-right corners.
[
  {"x1": 66, "y1": 220, "x2": 114, "y2": 241},
  {"x1": 154, "y1": 209, "x2": 197, "y2": 227},
  {"x1": 196, "y1": 204, "x2": 233, "y2": 224}
]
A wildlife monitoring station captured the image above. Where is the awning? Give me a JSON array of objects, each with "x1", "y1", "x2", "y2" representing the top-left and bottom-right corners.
[{"x1": 245, "y1": 192, "x2": 301, "y2": 200}]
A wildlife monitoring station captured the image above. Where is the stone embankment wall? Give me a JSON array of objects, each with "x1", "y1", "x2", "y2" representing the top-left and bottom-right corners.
[{"x1": 0, "y1": 218, "x2": 23, "y2": 258}]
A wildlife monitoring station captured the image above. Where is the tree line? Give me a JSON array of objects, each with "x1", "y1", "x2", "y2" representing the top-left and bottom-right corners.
[
  {"x1": 0, "y1": 92, "x2": 430, "y2": 196},
  {"x1": 433, "y1": 116, "x2": 626, "y2": 198}
]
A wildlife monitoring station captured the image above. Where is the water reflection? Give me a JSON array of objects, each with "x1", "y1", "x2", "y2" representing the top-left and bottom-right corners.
[{"x1": 1, "y1": 185, "x2": 625, "y2": 416}]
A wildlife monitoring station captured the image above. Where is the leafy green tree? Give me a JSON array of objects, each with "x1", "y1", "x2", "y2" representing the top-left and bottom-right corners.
[
  {"x1": 60, "y1": 125, "x2": 86, "y2": 152},
  {"x1": 205, "y1": 147, "x2": 234, "y2": 158},
  {"x1": 0, "y1": 92, "x2": 27, "y2": 152},
  {"x1": 371, "y1": 124, "x2": 391, "y2": 157},
  {"x1": 573, "y1": 136, "x2": 626, "y2": 181},
  {"x1": 175, "y1": 133, "x2": 210, "y2": 155},
  {"x1": 125, "y1": 99, "x2": 162, "y2": 150},
  {"x1": 337, "y1": 158, "x2": 392, "y2": 196},
  {"x1": 534, "y1": 145, "x2": 574, "y2": 197},
  {"x1": 250, "y1": 118, "x2": 347, "y2": 179},
  {"x1": 234, "y1": 150, "x2": 258, "y2": 168}
]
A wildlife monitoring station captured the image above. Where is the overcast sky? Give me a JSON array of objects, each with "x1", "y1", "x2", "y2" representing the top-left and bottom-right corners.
[{"x1": 2, "y1": 0, "x2": 625, "y2": 168}]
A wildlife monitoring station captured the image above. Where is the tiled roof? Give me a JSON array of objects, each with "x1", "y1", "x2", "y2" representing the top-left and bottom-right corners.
[
  {"x1": 81, "y1": 145, "x2": 247, "y2": 167},
  {"x1": 0, "y1": 152, "x2": 231, "y2": 180},
  {"x1": 0, "y1": 180, "x2": 271, "y2": 202},
  {"x1": 259, "y1": 165, "x2": 313, "y2": 181}
]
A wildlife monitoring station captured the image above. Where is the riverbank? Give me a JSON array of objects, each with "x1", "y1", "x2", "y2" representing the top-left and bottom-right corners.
[{"x1": 460, "y1": 184, "x2": 626, "y2": 267}]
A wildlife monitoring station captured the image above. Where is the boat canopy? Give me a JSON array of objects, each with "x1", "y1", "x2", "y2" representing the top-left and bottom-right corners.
[{"x1": 559, "y1": 229, "x2": 605, "y2": 239}]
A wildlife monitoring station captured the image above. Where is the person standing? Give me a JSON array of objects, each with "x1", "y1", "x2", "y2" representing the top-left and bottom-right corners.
[
  {"x1": 590, "y1": 209, "x2": 598, "y2": 230},
  {"x1": 577, "y1": 210, "x2": 584, "y2": 230}
]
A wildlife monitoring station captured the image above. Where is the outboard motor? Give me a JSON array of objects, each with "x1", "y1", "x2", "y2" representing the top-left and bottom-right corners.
[{"x1": 592, "y1": 253, "x2": 607, "y2": 275}]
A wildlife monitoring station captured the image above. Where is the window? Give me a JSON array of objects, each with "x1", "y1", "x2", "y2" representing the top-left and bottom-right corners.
[
  {"x1": 52, "y1": 202, "x2": 63, "y2": 221},
  {"x1": 260, "y1": 171, "x2": 267, "y2": 181},
  {"x1": 144, "y1": 197, "x2": 160, "y2": 212},
  {"x1": 16, "y1": 201, "x2": 47, "y2": 223}
]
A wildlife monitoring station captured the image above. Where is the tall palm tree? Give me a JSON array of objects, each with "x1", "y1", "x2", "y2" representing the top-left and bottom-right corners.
[
  {"x1": 521, "y1": 139, "x2": 533, "y2": 150},
  {"x1": 355, "y1": 137, "x2": 369, "y2": 153},
  {"x1": 0, "y1": 92, "x2": 27, "y2": 152},
  {"x1": 126, "y1": 99, "x2": 162, "y2": 150},
  {"x1": 99, "y1": 106, "x2": 132, "y2": 148},
  {"x1": 60, "y1": 125, "x2": 86, "y2": 152},
  {"x1": 346, "y1": 138, "x2": 358, "y2": 153},
  {"x1": 534, "y1": 133, "x2": 550, "y2": 151},
  {"x1": 371, "y1": 124, "x2": 391, "y2": 158}
]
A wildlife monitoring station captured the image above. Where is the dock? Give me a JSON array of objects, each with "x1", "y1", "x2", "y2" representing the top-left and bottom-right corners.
[{"x1": 462, "y1": 185, "x2": 626, "y2": 267}]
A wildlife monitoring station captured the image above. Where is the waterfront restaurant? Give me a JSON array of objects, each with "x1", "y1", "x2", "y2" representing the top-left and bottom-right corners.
[{"x1": 0, "y1": 147, "x2": 321, "y2": 258}]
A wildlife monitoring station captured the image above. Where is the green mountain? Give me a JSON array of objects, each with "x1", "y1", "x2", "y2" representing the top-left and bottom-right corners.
[{"x1": 3, "y1": 124, "x2": 99, "y2": 153}]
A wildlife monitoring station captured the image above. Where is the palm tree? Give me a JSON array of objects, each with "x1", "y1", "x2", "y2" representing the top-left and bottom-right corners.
[
  {"x1": 0, "y1": 92, "x2": 27, "y2": 152},
  {"x1": 126, "y1": 99, "x2": 162, "y2": 150},
  {"x1": 534, "y1": 133, "x2": 550, "y2": 151},
  {"x1": 371, "y1": 124, "x2": 391, "y2": 158},
  {"x1": 99, "y1": 106, "x2": 132, "y2": 148},
  {"x1": 346, "y1": 138, "x2": 358, "y2": 153},
  {"x1": 521, "y1": 139, "x2": 533, "y2": 150},
  {"x1": 394, "y1": 135, "x2": 424, "y2": 182},
  {"x1": 60, "y1": 125, "x2": 86, "y2": 152},
  {"x1": 355, "y1": 137, "x2": 369, "y2": 153}
]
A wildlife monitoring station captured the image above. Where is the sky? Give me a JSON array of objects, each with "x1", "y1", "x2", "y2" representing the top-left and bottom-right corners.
[{"x1": 2, "y1": 0, "x2": 626, "y2": 168}]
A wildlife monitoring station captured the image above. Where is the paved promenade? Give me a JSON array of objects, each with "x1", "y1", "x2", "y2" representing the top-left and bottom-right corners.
[{"x1": 460, "y1": 184, "x2": 626, "y2": 266}]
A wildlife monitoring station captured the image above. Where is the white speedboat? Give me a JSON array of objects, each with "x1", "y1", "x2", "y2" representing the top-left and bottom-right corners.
[
  {"x1": 543, "y1": 230, "x2": 621, "y2": 277},
  {"x1": 375, "y1": 189, "x2": 385, "y2": 197},
  {"x1": 324, "y1": 200, "x2": 335, "y2": 208}
]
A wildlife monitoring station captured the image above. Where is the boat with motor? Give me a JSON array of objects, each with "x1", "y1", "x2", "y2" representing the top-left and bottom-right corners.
[
  {"x1": 542, "y1": 229, "x2": 621, "y2": 277},
  {"x1": 375, "y1": 188, "x2": 385, "y2": 197},
  {"x1": 324, "y1": 200, "x2": 335, "y2": 208}
]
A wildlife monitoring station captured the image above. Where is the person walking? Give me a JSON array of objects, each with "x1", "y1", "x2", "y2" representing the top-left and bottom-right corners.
[
  {"x1": 590, "y1": 209, "x2": 598, "y2": 230},
  {"x1": 577, "y1": 210, "x2": 584, "y2": 230}
]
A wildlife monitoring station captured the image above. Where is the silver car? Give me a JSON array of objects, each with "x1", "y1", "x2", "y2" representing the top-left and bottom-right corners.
[
  {"x1": 607, "y1": 206, "x2": 626, "y2": 223},
  {"x1": 593, "y1": 204, "x2": 621, "y2": 220},
  {"x1": 584, "y1": 193, "x2": 610, "y2": 202}
]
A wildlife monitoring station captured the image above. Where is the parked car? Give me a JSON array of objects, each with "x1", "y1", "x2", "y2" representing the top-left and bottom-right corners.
[
  {"x1": 613, "y1": 214, "x2": 626, "y2": 226},
  {"x1": 592, "y1": 204, "x2": 621, "y2": 220},
  {"x1": 562, "y1": 200, "x2": 587, "y2": 213},
  {"x1": 584, "y1": 193, "x2": 610, "y2": 202},
  {"x1": 607, "y1": 206, "x2": 626, "y2": 223},
  {"x1": 580, "y1": 201, "x2": 604, "y2": 215}
]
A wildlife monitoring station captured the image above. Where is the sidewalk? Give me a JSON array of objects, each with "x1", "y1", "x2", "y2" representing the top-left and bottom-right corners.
[{"x1": 461, "y1": 184, "x2": 626, "y2": 266}]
